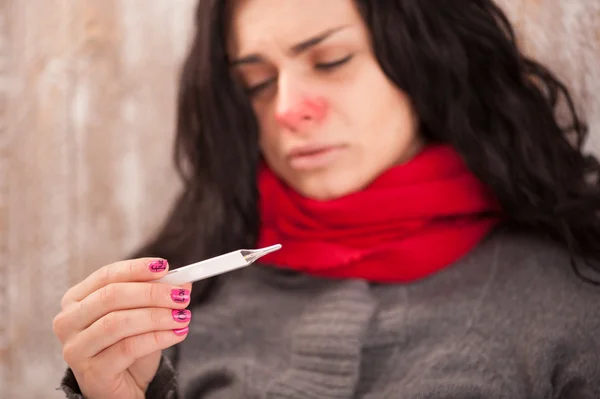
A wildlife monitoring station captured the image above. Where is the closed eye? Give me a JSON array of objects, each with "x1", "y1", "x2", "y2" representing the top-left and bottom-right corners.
[
  {"x1": 315, "y1": 54, "x2": 354, "y2": 70},
  {"x1": 244, "y1": 54, "x2": 354, "y2": 97},
  {"x1": 245, "y1": 77, "x2": 276, "y2": 97}
]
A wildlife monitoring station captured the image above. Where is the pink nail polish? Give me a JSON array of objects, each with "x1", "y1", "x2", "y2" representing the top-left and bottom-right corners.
[
  {"x1": 172, "y1": 309, "x2": 191, "y2": 322},
  {"x1": 173, "y1": 326, "x2": 189, "y2": 336},
  {"x1": 148, "y1": 259, "x2": 168, "y2": 272},
  {"x1": 171, "y1": 288, "x2": 190, "y2": 303}
]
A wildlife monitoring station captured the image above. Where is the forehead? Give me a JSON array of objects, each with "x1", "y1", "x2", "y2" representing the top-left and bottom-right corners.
[{"x1": 227, "y1": 0, "x2": 364, "y2": 55}]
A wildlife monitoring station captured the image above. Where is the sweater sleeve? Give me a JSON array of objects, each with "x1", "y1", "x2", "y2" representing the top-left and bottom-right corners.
[
  {"x1": 58, "y1": 354, "x2": 179, "y2": 399},
  {"x1": 555, "y1": 349, "x2": 600, "y2": 399},
  {"x1": 554, "y1": 306, "x2": 600, "y2": 398},
  {"x1": 554, "y1": 267, "x2": 600, "y2": 399}
]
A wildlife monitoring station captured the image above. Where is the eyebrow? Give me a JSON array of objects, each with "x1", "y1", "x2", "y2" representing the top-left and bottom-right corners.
[{"x1": 230, "y1": 25, "x2": 349, "y2": 67}]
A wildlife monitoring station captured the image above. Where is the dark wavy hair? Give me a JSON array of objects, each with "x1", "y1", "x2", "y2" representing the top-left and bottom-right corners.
[{"x1": 135, "y1": 0, "x2": 600, "y2": 296}]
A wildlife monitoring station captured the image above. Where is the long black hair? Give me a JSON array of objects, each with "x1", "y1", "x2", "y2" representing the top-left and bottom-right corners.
[{"x1": 135, "y1": 0, "x2": 600, "y2": 293}]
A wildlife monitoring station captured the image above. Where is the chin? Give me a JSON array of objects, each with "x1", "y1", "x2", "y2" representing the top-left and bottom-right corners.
[{"x1": 291, "y1": 173, "x2": 367, "y2": 201}]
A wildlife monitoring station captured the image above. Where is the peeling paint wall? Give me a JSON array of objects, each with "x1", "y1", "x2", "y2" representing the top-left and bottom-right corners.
[{"x1": 0, "y1": 1, "x2": 598, "y2": 397}]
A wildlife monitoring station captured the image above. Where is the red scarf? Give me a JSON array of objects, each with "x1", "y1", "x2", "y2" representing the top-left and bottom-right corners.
[{"x1": 257, "y1": 144, "x2": 502, "y2": 282}]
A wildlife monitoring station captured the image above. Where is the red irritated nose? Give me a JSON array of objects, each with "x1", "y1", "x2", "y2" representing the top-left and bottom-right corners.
[{"x1": 275, "y1": 96, "x2": 329, "y2": 132}]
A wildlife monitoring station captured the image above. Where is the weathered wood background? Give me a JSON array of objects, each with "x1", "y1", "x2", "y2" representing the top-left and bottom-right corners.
[{"x1": 0, "y1": 1, "x2": 598, "y2": 397}]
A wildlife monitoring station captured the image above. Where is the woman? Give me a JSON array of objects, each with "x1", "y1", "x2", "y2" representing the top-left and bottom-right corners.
[{"x1": 53, "y1": 0, "x2": 600, "y2": 398}]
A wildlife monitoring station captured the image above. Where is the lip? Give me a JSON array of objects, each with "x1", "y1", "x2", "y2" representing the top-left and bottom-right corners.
[{"x1": 286, "y1": 144, "x2": 347, "y2": 170}]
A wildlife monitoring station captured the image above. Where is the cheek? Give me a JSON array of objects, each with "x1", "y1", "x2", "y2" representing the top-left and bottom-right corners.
[
  {"x1": 337, "y1": 65, "x2": 398, "y2": 129},
  {"x1": 352, "y1": 76, "x2": 419, "y2": 162},
  {"x1": 367, "y1": 70, "x2": 415, "y2": 132},
  {"x1": 256, "y1": 110, "x2": 282, "y2": 158}
]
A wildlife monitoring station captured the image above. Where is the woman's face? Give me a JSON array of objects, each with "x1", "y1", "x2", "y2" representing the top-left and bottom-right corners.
[{"x1": 228, "y1": 0, "x2": 423, "y2": 200}]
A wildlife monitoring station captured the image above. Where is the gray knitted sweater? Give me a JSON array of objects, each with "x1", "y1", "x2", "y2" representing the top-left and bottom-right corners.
[{"x1": 61, "y1": 228, "x2": 600, "y2": 398}]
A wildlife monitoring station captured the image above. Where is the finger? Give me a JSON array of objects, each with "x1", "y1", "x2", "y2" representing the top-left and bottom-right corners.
[
  {"x1": 62, "y1": 257, "x2": 170, "y2": 309},
  {"x1": 92, "y1": 328, "x2": 189, "y2": 377},
  {"x1": 54, "y1": 281, "x2": 192, "y2": 342},
  {"x1": 63, "y1": 282, "x2": 192, "y2": 334},
  {"x1": 68, "y1": 307, "x2": 192, "y2": 362}
]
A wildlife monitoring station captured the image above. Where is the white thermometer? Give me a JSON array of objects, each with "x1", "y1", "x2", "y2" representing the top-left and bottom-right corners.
[{"x1": 155, "y1": 244, "x2": 282, "y2": 285}]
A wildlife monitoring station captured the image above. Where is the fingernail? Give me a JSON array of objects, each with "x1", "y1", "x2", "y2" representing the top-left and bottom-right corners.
[
  {"x1": 173, "y1": 326, "x2": 189, "y2": 336},
  {"x1": 171, "y1": 288, "x2": 190, "y2": 303},
  {"x1": 172, "y1": 309, "x2": 191, "y2": 323},
  {"x1": 148, "y1": 259, "x2": 168, "y2": 273}
]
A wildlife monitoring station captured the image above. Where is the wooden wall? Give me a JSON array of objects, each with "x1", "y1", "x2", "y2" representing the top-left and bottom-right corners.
[
  {"x1": 1, "y1": 1, "x2": 195, "y2": 397},
  {"x1": 0, "y1": 1, "x2": 598, "y2": 397}
]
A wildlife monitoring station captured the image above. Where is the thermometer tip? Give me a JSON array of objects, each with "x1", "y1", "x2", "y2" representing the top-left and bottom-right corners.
[{"x1": 243, "y1": 244, "x2": 282, "y2": 263}]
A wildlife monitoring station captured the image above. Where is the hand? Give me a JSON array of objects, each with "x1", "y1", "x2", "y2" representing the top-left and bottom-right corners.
[{"x1": 53, "y1": 258, "x2": 192, "y2": 399}]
